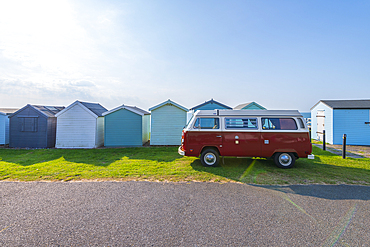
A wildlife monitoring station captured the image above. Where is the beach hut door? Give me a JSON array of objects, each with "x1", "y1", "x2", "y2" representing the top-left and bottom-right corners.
[{"x1": 316, "y1": 110, "x2": 325, "y2": 141}]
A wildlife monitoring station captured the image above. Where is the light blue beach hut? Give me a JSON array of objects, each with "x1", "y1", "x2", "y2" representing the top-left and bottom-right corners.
[
  {"x1": 0, "y1": 112, "x2": 9, "y2": 145},
  {"x1": 0, "y1": 109, "x2": 18, "y2": 145},
  {"x1": 103, "y1": 105, "x2": 150, "y2": 147},
  {"x1": 149, "y1": 99, "x2": 188, "y2": 145}
]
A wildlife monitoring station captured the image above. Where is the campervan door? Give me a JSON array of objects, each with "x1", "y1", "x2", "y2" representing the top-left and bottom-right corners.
[{"x1": 221, "y1": 116, "x2": 261, "y2": 157}]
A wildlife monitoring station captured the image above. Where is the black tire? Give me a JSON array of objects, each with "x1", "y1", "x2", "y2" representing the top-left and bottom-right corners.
[
  {"x1": 274, "y1": 152, "x2": 296, "y2": 169},
  {"x1": 200, "y1": 148, "x2": 220, "y2": 167}
]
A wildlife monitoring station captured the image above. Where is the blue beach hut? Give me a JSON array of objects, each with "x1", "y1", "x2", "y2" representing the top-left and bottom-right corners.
[
  {"x1": 311, "y1": 99, "x2": 370, "y2": 145},
  {"x1": 103, "y1": 105, "x2": 150, "y2": 147},
  {"x1": 188, "y1": 99, "x2": 232, "y2": 123},
  {"x1": 190, "y1": 98, "x2": 232, "y2": 111},
  {"x1": 149, "y1": 99, "x2": 188, "y2": 145}
]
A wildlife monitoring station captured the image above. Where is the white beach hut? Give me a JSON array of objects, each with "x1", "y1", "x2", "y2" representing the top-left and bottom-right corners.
[{"x1": 55, "y1": 101, "x2": 107, "y2": 148}]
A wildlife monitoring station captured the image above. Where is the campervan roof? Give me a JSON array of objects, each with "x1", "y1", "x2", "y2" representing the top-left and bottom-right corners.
[{"x1": 195, "y1": 109, "x2": 303, "y2": 117}]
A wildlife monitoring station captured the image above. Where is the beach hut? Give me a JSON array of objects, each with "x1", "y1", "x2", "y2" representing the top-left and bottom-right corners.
[
  {"x1": 187, "y1": 99, "x2": 232, "y2": 122},
  {"x1": 8, "y1": 105, "x2": 64, "y2": 148},
  {"x1": 0, "y1": 112, "x2": 7, "y2": 145},
  {"x1": 190, "y1": 98, "x2": 232, "y2": 111},
  {"x1": 149, "y1": 99, "x2": 188, "y2": 145},
  {"x1": 103, "y1": 105, "x2": 150, "y2": 147},
  {"x1": 0, "y1": 109, "x2": 19, "y2": 145},
  {"x1": 311, "y1": 99, "x2": 370, "y2": 145},
  {"x1": 233, "y1": 102, "x2": 266, "y2": 110},
  {"x1": 55, "y1": 101, "x2": 107, "y2": 148}
]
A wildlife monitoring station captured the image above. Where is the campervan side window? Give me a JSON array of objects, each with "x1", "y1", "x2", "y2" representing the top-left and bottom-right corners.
[
  {"x1": 194, "y1": 118, "x2": 219, "y2": 129},
  {"x1": 262, "y1": 118, "x2": 297, "y2": 130},
  {"x1": 225, "y1": 118, "x2": 258, "y2": 129},
  {"x1": 298, "y1": 118, "x2": 305, "y2": 128}
]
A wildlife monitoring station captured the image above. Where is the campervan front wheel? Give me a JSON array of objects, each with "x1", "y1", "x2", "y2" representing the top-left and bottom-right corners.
[
  {"x1": 274, "y1": 152, "x2": 296, "y2": 169},
  {"x1": 201, "y1": 148, "x2": 219, "y2": 167}
]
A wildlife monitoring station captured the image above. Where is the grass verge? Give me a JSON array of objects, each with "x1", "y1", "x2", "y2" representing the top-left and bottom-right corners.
[{"x1": 0, "y1": 146, "x2": 370, "y2": 185}]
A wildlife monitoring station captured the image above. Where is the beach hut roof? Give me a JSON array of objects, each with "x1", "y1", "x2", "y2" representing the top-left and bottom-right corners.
[
  {"x1": 103, "y1": 105, "x2": 150, "y2": 116},
  {"x1": 190, "y1": 98, "x2": 232, "y2": 111},
  {"x1": 149, "y1": 99, "x2": 188, "y2": 112}
]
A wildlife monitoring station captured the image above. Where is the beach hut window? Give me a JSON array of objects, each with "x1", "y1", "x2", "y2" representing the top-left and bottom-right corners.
[{"x1": 19, "y1": 117, "x2": 38, "y2": 132}]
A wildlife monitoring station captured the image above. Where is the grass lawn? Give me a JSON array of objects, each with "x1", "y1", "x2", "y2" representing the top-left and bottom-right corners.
[{"x1": 0, "y1": 146, "x2": 370, "y2": 185}]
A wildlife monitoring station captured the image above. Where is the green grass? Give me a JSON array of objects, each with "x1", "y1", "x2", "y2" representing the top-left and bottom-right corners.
[{"x1": 0, "y1": 146, "x2": 370, "y2": 185}]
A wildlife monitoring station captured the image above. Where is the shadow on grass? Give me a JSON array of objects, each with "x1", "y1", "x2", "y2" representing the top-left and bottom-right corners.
[
  {"x1": 0, "y1": 146, "x2": 181, "y2": 166},
  {"x1": 191, "y1": 150, "x2": 370, "y2": 186},
  {"x1": 191, "y1": 153, "x2": 325, "y2": 176},
  {"x1": 190, "y1": 156, "x2": 298, "y2": 183}
]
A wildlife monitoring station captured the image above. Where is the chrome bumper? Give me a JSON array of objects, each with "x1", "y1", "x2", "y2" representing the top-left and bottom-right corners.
[{"x1": 178, "y1": 146, "x2": 185, "y2": 156}]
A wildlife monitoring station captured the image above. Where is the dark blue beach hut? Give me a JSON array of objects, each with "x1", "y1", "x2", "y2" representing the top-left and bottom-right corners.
[{"x1": 9, "y1": 104, "x2": 64, "y2": 148}]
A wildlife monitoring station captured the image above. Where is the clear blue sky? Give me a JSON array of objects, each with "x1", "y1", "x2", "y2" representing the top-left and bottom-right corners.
[{"x1": 0, "y1": 0, "x2": 369, "y2": 112}]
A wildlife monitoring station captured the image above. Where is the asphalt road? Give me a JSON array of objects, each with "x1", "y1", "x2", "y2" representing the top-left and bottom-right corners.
[{"x1": 0, "y1": 181, "x2": 369, "y2": 246}]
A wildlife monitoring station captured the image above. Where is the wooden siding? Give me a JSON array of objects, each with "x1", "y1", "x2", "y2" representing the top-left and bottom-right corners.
[
  {"x1": 151, "y1": 104, "x2": 187, "y2": 145},
  {"x1": 104, "y1": 109, "x2": 143, "y2": 147},
  {"x1": 333, "y1": 109, "x2": 370, "y2": 145},
  {"x1": 311, "y1": 102, "x2": 333, "y2": 143},
  {"x1": 0, "y1": 114, "x2": 5, "y2": 144},
  {"x1": 9, "y1": 106, "x2": 49, "y2": 148},
  {"x1": 56, "y1": 104, "x2": 97, "y2": 148}
]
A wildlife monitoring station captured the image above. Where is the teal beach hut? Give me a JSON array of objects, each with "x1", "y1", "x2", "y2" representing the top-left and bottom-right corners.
[
  {"x1": 233, "y1": 102, "x2": 266, "y2": 110},
  {"x1": 103, "y1": 105, "x2": 150, "y2": 147},
  {"x1": 149, "y1": 99, "x2": 188, "y2": 145}
]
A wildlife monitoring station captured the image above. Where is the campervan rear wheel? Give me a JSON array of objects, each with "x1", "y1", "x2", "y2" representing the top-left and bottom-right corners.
[
  {"x1": 274, "y1": 152, "x2": 295, "y2": 169},
  {"x1": 201, "y1": 148, "x2": 219, "y2": 167}
]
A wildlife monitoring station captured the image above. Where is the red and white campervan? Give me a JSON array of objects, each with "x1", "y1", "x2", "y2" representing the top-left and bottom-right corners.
[{"x1": 178, "y1": 109, "x2": 314, "y2": 168}]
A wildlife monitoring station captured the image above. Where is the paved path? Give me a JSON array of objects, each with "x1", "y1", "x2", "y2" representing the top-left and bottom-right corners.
[
  {"x1": 0, "y1": 181, "x2": 369, "y2": 246},
  {"x1": 313, "y1": 144, "x2": 365, "y2": 158}
]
